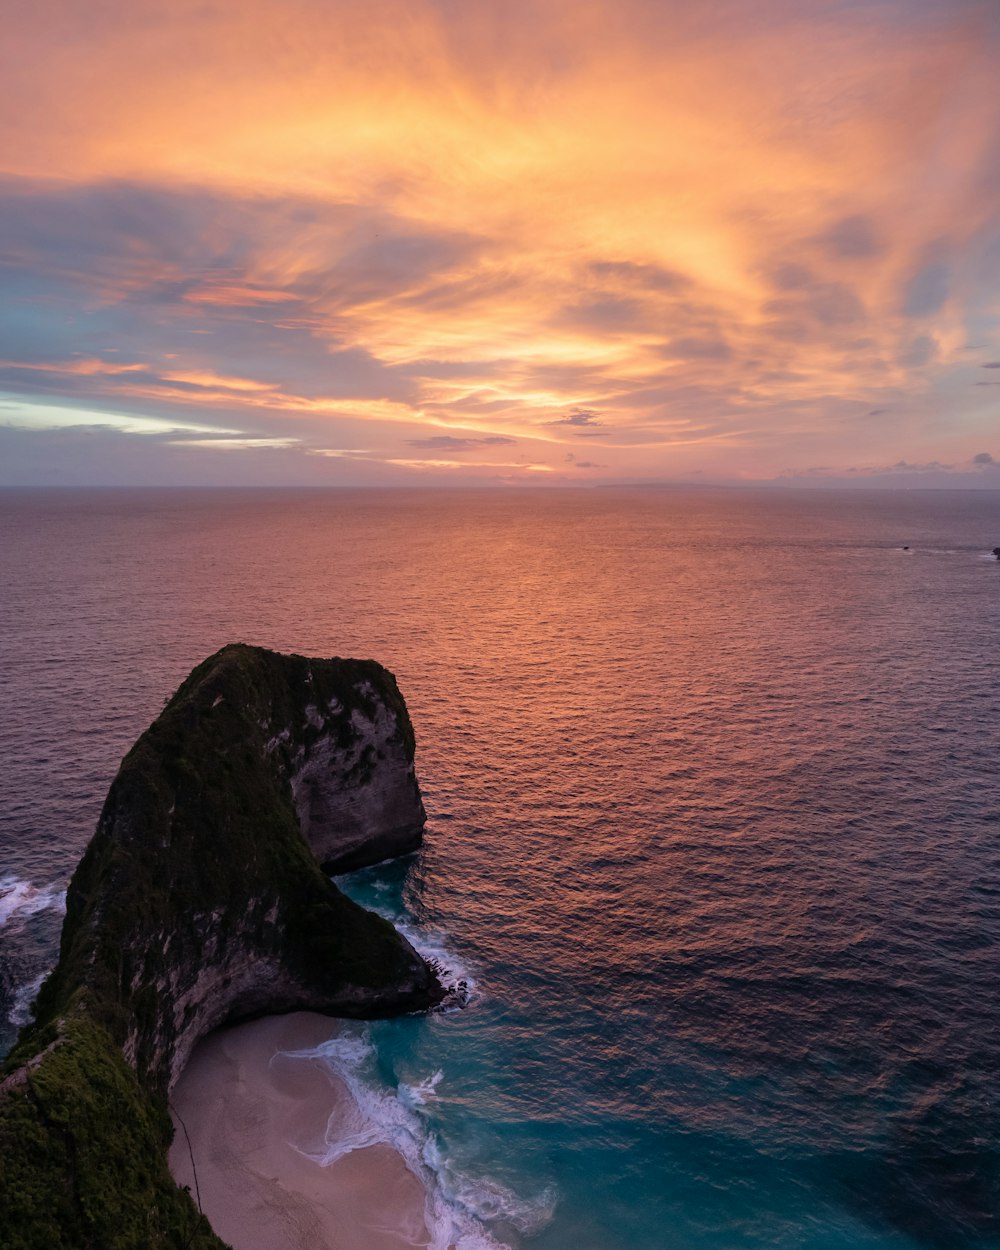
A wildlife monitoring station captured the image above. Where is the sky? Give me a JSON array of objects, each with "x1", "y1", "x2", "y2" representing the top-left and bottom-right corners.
[{"x1": 2, "y1": 0, "x2": 1000, "y2": 487}]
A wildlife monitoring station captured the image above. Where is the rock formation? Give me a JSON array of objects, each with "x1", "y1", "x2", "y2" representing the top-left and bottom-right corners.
[{"x1": 0, "y1": 644, "x2": 443, "y2": 1249}]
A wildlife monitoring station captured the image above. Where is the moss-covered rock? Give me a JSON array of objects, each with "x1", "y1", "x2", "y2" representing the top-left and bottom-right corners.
[{"x1": 0, "y1": 644, "x2": 443, "y2": 1249}]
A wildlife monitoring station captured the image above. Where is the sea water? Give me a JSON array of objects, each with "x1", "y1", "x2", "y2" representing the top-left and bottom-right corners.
[{"x1": 1, "y1": 486, "x2": 998, "y2": 1249}]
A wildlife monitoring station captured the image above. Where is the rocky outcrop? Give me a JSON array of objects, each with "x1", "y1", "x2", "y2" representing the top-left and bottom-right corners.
[
  {"x1": 0, "y1": 644, "x2": 443, "y2": 1249},
  {"x1": 288, "y1": 676, "x2": 426, "y2": 874}
]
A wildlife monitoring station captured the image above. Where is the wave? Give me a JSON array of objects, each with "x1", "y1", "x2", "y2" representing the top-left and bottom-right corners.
[
  {"x1": 9, "y1": 971, "x2": 47, "y2": 1030},
  {"x1": 0, "y1": 876, "x2": 66, "y2": 929},
  {"x1": 391, "y1": 915, "x2": 477, "y2": 1012},
  {"x1": 897, "y1": 547, "x2": 1000, "y2": 560},
  {"x1": 334, "y1": 871, "x2": 477, "y2": 1011},
  {"x1": 282, "y1": 1028, "x2": 556, "y2": 1250}
]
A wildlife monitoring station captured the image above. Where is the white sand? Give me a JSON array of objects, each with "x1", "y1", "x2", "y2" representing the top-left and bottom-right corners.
[{"x1": 168, "y1": 1012, "x2": 433, "y2": 1250}]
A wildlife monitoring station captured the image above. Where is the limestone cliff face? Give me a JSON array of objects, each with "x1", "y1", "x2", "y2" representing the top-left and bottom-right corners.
[
  {"x1": 287, "y1": 677, "x2": 426, "y2": 874},
  {"x1": 0, "y1": 644, "x2": 443, "y2": 1249}
]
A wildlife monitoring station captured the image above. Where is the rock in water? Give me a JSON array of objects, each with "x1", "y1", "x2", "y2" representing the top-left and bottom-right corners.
[{"x1": 0, "y1": 644, "x2": 444, "y2": 1249}]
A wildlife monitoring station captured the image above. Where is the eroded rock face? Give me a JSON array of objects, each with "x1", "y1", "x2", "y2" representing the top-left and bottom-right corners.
[
  {"x1": 0, "y1": 644, "x2": 443, "y2": 1249},
  {"x1": 122, "y1": 895, "x2": 434, "y2": 1090},
  {"x1": 287, "y1": 680, "x2": 426, "y2": 873}
]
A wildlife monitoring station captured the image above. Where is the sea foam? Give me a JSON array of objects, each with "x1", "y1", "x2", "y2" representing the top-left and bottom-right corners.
[
  {"x1": 391, "y1": 914, "x2": 477, "y2": 1011},
  {"x1": 0, "y1": 878, "x2": 65, "y2": 1037},
  {"x1": 333, "y1": 871, "x2": 477, "y2": 1010},
  {"x1": 9, "y1": 971, "x2": 47, "y2": 1029},
  {"x1": 0, "y1": 875, "x2": 66, "y2": 929},
  {"x1": 283, "y1": 1027, "x2": 555, "y2": 1250}
]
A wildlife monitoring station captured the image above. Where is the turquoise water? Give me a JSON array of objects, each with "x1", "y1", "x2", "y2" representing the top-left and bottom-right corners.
[{"x1": 1, "y1": 487, "x2": 999, "y2": 1247}]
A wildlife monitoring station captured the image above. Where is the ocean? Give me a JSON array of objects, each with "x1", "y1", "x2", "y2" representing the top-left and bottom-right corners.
[{"x1": 1, "y1": 486, "x2": 998, "y2": 1249}]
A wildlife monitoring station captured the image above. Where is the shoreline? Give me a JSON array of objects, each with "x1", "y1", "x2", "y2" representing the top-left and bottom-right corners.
[{"x1": 168, "y1": 1012, "x2": 434, "y2": 1250}]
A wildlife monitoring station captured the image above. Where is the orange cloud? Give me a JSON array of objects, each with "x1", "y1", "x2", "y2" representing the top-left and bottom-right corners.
[
  {"x1": 159, "y1": 369, "x2": 274, "y2": 392},
  {"x1": 182, "y1": 284, "x2": 293, "y2": 308},
  {"x1": 0, "y1": 358, "x2": 149, "y2": 377}
]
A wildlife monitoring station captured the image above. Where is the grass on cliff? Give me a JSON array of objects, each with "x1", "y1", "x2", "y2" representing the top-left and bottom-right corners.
[{"x1": 0, "y1": 1016, "x2": 225, "y2": 1250}]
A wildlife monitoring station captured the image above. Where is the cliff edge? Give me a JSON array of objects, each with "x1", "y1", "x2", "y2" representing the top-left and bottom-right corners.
[{"x1": 0, "y1": 644, "x2": 443, "y2": 1250}]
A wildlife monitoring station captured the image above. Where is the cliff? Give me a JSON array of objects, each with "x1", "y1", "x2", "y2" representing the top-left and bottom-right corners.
[{"x1": 0, "y1": 644, "x2": 443, "y2": 1249}]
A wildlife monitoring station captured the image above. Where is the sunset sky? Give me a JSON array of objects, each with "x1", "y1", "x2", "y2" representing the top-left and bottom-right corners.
[{"x1": 2, "y1": 0, "x2": 999, "y2": 486}]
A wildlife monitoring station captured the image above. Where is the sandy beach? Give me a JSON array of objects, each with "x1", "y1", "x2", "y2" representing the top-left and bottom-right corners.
[{"x1": 168, "y1": 1013, "x2": 433, "y2": 1250}]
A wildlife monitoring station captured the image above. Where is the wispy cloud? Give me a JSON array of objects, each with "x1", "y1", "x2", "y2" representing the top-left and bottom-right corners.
[{"x1": 407, "y1": 435, "x2": 517, "y2": 450}]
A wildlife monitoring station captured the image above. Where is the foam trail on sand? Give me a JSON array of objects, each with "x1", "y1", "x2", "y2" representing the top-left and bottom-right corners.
[
  {"x1": 0, "y1": 876, "x2": 66, "y2": 929},
  {"x1": 284, "y1": 1028, "x2": 555, "y2": 1250}
]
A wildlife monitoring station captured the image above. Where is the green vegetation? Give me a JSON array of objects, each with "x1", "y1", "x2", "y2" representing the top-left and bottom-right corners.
[
  {"x1": 0, "y1": 644, "x2": 441, "y2": 1249},
  {"x1": 0, "y1": 1017, "x2": 222, "y2": 1250}
]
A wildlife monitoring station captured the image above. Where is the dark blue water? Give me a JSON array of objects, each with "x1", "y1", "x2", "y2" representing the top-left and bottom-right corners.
[{"x1": 1, "y1": 487, "x2": 999, "y2": 1248}]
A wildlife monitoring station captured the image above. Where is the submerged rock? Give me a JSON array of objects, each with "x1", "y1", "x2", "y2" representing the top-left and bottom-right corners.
[{"x1": 0, "y1": 644, "x2": 444, "y2": 1249}]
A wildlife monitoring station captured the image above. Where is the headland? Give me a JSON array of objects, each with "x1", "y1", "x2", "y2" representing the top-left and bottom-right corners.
[{"x1": 0, "y1": 643, "x2": 443, "y2": 1249}]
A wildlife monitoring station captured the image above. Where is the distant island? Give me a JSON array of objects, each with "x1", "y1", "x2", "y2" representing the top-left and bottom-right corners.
[{"x1": 0, "y1": 644, "x2": 444, "y2": 1249}]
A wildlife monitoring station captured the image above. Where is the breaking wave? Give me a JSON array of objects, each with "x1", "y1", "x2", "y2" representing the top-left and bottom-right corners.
[
  {"x1": 283, "y1": 1027, "x2": 555, "y2": 1250},
  {"x1": 9, "y1": 971, "x2": 47, "y2": 1030},
  {"x1": 333, "y1": 870, "x2": 478, "y2": 1010},
  {"x1": 0, "y1": 876, "x2": 66, "y2": 929}
]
